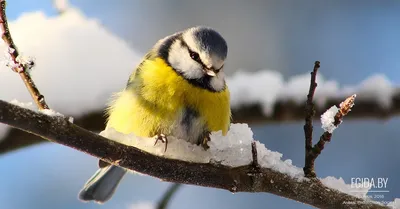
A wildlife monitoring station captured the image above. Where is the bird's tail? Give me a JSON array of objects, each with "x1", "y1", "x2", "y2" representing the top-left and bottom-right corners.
[{"x1": 78, "y1": 165, "x2": 127, "y2": 203}]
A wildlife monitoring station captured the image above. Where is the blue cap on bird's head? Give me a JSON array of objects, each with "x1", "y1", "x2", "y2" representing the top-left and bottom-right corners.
[{"x1": 186, "y1": 26, "x2": 228, "y2": 60}]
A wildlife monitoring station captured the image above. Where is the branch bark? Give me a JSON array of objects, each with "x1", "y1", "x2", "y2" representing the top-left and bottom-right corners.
[
  {"x1": 0, "y1": 100, "x2": 389, "y2": 209},
  {"x1": 1, "y1": 91, "x2": 400, "y2": 155},
  {"x1": 0, "y1": 0, "x2": 49, "y2": 110},
  {"x1": 303, "y1": 61, "x2": 320, "y2": 178}
]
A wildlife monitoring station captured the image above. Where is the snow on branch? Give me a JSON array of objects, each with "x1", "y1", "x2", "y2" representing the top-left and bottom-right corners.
[{"x1": 0, "y1": 100, "x2": 390, "y2": 209}]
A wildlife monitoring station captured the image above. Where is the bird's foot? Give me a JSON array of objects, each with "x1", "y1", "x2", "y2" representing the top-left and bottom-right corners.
[
  {"x1": 153, "y1": 133, "x2": 168, "y2": 152},
  {"x1": 201, "y1": 134, "x2": 211, "y2": 150}
]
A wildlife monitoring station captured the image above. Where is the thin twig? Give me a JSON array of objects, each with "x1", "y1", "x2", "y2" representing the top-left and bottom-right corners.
[
  {"x1": 248, "y1": 141, "x2": 262, "y2": 189},
  {"x1": 0, "y1": 0, "x2": 49, "y2": 110},
  {"x1": 251, "y1": 141, "x2": 259, "y2": 169},
  {"x1": 0, "y1": 99, "x2": 388, "y2": 209},
  {"x1": 156, "y1": 183, "x2": 182, "y2": 209},
  {"x1": 311, "y1": 94, "x2": 356, "y2": 157},
  {"x1": 303, "y1": 61, "x2": 320, "y2": 177}
]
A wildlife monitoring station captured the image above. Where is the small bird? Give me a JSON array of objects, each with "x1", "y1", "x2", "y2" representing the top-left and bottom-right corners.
[{"x1": 78, "y1": 26, "x2": 231, "y2": 203}]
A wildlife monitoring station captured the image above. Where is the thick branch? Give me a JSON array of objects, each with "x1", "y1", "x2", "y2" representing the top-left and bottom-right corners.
[
  {"x1": 2, "y1": 91, "x2": 400, "y2": 155},
  {"x1": 0, "y1": 100, "x2": 388, "y2": 209}
]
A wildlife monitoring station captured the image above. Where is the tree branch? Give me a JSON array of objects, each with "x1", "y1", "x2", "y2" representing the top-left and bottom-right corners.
[
  {"x1": 304, "y1": 94, "x2": 356, "y2": 177},
  {"x1": 0, "y1": 100, "x2": 389, "y2": 209},
  {"x1": 2, "y1": 91, "x2": 400, "y2": 156},
  {"x1": 303, "y1": 61, "x2": 320, "y2": 178},
  {"x1": 156, "y1": 183, "x2": 182, "y2": 209},
  {"x1": 0, "y1": 0, "x2": 49, "y2": 110}
]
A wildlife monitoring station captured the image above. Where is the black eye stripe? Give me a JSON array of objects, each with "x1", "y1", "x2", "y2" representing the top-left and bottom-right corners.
[{"x1": 178, "y1": 38, "x2": 208, "y2": 67}]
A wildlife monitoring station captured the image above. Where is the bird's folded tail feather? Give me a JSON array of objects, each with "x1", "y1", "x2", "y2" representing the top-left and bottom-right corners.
[{"x1": 78, "y1": 165, "x2": 127, "y2": 203}]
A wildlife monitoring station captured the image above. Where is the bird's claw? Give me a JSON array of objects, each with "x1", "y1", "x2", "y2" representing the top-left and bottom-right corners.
[
  {"x1": 201, "y1": 134, "x2": 211, "y2": 150},
  {"x1": 153, "y1": 133, "x2": 168, "y2": 152}
]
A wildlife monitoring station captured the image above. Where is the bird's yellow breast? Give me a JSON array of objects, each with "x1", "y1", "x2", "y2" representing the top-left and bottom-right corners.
[{"x1": 106, "y1": 57, "x2": 231, "y2": 138}]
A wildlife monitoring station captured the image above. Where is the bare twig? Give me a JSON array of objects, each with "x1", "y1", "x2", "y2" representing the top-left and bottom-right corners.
[
  {"x1": 0, "y1": 0, "x2": 48, "y2": 110},
  {"x1": 0, "y1": 100, "x2": 388, "y2": 209},
  {"x1": 157, "y1": 183, "x2": 182, "y2": 209},
  {"x1": 303, "y1": 61, "x2": 320, "y2": 177},
  {"x1": 251, "y1": 141, "x2": 259, "y2": 169}
]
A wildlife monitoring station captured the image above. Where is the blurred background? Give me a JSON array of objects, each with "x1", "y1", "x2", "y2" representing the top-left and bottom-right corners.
[{"x1": 1, "y1": 0, "x2": 400, "y2": 209}]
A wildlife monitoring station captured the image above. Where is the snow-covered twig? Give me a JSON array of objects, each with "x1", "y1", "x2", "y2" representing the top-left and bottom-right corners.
[
  {"x1": 303, "y1": 61, "x2": 320, "y2": 178},
  {"x1": 0, "y1": 0, "x2": 48, "y2": 110},
  {"x1": 314, "y1": 94, "x2": 356, "y2": 152},
  {"x1": 302, "y1": 61, "x2": 357, "y2": 178},
  {"x1": 321, "y1": 94, "x2": 356, "y2": 134},
  {"x1": 305, "y1": 94, "x2": 357, "y2": 178},
  {"x1": 0, "y1": 99, "x2": 389, "y2": 209}
]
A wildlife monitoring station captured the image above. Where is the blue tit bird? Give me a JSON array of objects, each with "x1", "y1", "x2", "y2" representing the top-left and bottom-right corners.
[{"x1": 78, "y1": 26, "x2": 231, "y2": 203}]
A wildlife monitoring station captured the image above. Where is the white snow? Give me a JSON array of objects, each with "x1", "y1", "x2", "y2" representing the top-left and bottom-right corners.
[
  {"x1": 68, "y1": 116, "x2": 74, "y2": 123},
  {"x1": 15, "y1": 55, "x2": 34, "y2": 66},
  {"x1": 227, "y1": 70, "x2": 343, "y2": 114},
  {"x1": 10, "y1": 99, "x2": 33, "y2": 109},
  {"x1": 228, "y1": 70, "x2": 395, "y2": 117},
  {"x1": 0, "y1": 7, "x2": 141, "y2": 139},
  {"x1": 40, "y1": 108, "x2": 64, "y2": 117},
  {"x1": 101, "y1": 123, "x2": 304, "y2": 178},
  {"x1": 320, "y1": 176, "x2": 370, "y2": 199},
  {"x1": 321, "y1": 94, "x2": 356, "y2": 133},
  {"x1": 320, "y1": 105, "x2": 339, "y2": 133},
  {"x1": 227, "y1": 70, "x2": 284, "y2": 115},
  {"x1": 255, "y1": 141, "x2": 304, "y2": 178},
  {"x1": 388, "y1": 199, "x2": 400, "y2": 208},
  {"x1": 277, "y1": 73, "x2": 340, "y2": 107},
  {"x1": 128, "y1": 202, "x2": 154, "y2": 209},
  {"x1": 3, "y1": 47, "x2": 19, "y2": 70},
  {"x1": 344, "y1": 74, "x2": 394, "y2": 108}
]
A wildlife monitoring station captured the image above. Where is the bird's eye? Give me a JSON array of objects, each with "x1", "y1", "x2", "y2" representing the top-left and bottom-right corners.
[{"x1": 189, "y1": 50, "x2": 201, "y2": 62}]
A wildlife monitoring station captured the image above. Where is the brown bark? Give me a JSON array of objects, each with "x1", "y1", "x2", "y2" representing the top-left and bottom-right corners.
[{"x1": 0, "y1": 100, "x2": 389, "y2": 209}]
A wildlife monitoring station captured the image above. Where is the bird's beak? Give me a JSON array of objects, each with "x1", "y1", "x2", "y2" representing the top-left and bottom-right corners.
[{"x1": 204, "y1": 67, "x2": 217, "y2": 77}]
